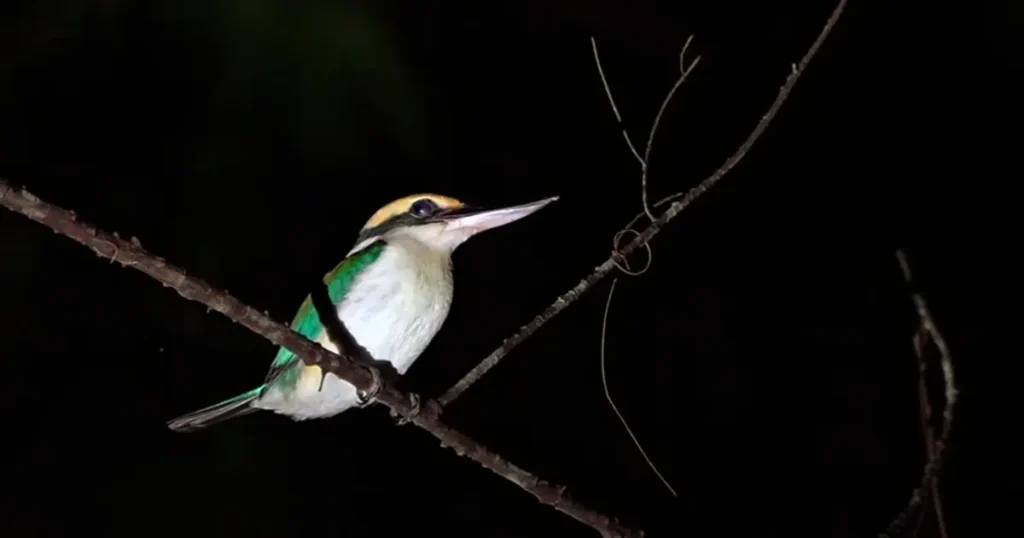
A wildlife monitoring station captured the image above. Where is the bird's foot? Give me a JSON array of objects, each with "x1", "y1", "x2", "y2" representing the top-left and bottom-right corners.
[
  {"x1": 355, "y1": 366, "x2": 383, "y2": 408},
  {"x1": 392, "y1": 393, "x2": 421, "y2": 426}
]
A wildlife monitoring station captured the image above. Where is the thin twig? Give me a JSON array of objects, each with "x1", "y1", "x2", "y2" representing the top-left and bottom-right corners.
[
  {"x1": 438, "y1": 0, "x2": 849, "y2": 407},
  {"x1": 590, "y1": 37, "x2": 644, "y2": 168},
  {"x1": 0, "y1": 179, "x2": 643, "y2": 538},
  {"x1": 590, "y1": 35, "x2": 700, "y2": 223},
  {"x1": 880, "y1": 250, "x2": 957, "y2": 538},
  {"x1": 601, "y1": 226, "x2": 674, "y2": 496},
  {"x1": 910, "y1": 317, "x2": 949, "y2": 538},
  {"x1": 600, "y1": 277, "x2": 677, "y2": 496},
  {"x1": 639, "y1": 35, "x2": 700, "y2": 222},
  {"x1": 591, "y1": 33, "x2": 698, "y2": 497}
]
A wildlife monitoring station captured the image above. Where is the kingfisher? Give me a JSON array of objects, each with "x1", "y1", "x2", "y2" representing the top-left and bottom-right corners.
[{"x1": 166, "y1": 193, "x2": 558, "y2": 432}]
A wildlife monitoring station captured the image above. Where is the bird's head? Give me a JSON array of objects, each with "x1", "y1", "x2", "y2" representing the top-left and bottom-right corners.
[{"x1": 351, "y1": 193, "x2": 558, "y2": 253}]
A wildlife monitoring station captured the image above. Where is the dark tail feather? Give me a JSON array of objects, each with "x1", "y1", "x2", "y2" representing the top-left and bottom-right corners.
[{"x1": 166, "y1": 386, "x2": 265, "y2": 433}]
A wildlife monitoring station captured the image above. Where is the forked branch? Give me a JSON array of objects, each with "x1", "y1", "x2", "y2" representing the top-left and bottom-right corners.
[
  {"x1": 879, "y1": 250, "x2": 957, "y2": 538},
  {"x1": 439, "y1": 0, "x2": 850, "y2": 407},
  {"x1": 590, "y1": 34, "x2": 700, "y2": 221}
]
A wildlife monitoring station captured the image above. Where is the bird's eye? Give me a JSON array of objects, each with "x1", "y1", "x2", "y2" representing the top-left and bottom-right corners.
[{"x1": 409, "y1": 198, "x2": 440, "y2": 219}]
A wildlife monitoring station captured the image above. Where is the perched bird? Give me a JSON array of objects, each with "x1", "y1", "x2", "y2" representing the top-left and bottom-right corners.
[{"x1": 166, "y1": 193, "x2": 558, "y2": 432}]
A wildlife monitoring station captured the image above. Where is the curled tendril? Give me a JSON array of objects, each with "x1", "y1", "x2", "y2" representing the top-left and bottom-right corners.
[{"x1": 611, "y1": 228, "x2": 652, "y2": 276}]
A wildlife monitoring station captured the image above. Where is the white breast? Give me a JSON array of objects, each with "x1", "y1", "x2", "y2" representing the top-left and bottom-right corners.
[
  {"x1": 256, "y1": 238, "x2": 453, "y2": 420},
  {"x1": 337, "y1": 239, "x2": 453, "y2": 374}
]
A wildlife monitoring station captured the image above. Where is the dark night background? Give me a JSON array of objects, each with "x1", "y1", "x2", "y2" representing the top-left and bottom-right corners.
[{"x1": 0, "y1": 1, "x2": 1018, "y2": 537}]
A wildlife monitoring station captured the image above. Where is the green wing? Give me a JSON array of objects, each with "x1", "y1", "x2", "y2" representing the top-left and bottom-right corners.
[{"x1": 263, "y1": 240, "x2": 386, "y2": 385}]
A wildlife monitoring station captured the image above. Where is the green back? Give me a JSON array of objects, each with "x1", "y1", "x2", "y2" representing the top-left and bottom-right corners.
[{"x1": 265, "y1": 241, "x2": 386, "y2": 383}]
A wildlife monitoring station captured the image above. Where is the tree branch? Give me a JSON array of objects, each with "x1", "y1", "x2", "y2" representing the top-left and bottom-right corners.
[
  {"x1": 879, "y1": 250, "x2": 957, "y2": 538},
  {"x1": 438, "y1": 0, "x2": 849, "y2": 407},
  {"x1": 0, "y1": 179, "x2": 643, "y2": 538}
]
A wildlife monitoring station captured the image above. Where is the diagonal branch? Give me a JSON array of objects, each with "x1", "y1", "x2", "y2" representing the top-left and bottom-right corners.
[
  {"x1": 0, "y1": 179, "x2": 643, "y2": 538},
  {"x1": 438, "y1": 0, "x2": 849, "y2": 407}
]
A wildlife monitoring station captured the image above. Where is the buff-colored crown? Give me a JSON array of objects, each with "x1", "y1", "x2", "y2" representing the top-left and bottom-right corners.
[{"x1": 361, "y1": 194, "x2": 465, "y2": 231}]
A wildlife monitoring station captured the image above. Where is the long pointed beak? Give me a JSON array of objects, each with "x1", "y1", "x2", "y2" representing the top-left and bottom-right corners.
[{"x1": 437, "y1": 196, "x2": 559, "y2": 235}]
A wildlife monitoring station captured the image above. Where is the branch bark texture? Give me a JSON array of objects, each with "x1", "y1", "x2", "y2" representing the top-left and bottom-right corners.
[{"x1": 0, "y1": 180, "x2": 642, "y2": 538}]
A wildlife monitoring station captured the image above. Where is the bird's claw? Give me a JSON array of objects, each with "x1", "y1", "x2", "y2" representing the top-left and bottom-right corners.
[
  {"x1": 355, "y1": 367, "x2": 383, "y2": 407},
  {"x1": 393, "y1": 393, "x2": 421, "y2": 426}
]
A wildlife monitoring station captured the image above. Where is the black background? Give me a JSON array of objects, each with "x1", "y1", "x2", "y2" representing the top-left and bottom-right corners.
[{"x1": 1, "y1": 1, "x2": 1017, "y2": 537}]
